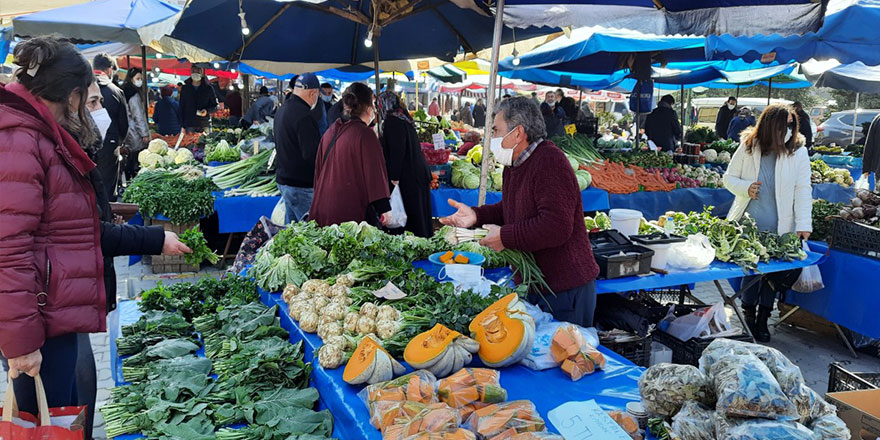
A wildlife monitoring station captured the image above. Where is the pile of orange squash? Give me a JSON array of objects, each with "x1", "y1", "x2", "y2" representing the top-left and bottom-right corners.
[
  {"x1": 382, "y1": 403, "x2": 462, "y2": 440},
  {"x1": 365, "y1": 371, "x2": 439, "y2": 430},
  {"x1": 463, "y1": 400, "x2": 546, "y2": 440},
  {"x1": 437, "y1": 368, "x2": 507, "y2": 419},
  {"x1": 550, "y1": 325, "x2": 606, "y2": 381},
  {"x1": 439, "y1": 251, "x2": 470, "y2": 264}
]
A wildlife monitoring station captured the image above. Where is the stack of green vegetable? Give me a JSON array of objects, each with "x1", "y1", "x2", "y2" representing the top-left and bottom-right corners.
[
  {"x1": 552, "y1": 134, "x2": 602, "y2": 165},
  {"x1": 605, "y1": 151, "x2": 674, "y2": 169},
  {"x1": 121, "y1": 167, "x2": 217, "y2": 224},
  {"x1": 179, "y1": 226, "x2": 221, "y2": 265},
  {"x1": 102, "y1": 276, "x2": 335, "y2": 440},
  {"x1": 204, "y1": 139, "x2": 242, "y2": 163},
  {"x1": 137, "y1": 138, "x2": 195, "y2": 170},
  {"x1": 685, "y1": 126, "x2": 719, "y2": 144},
  {"x1": 596, "y1": 137, "x2": 635, "y2": 149},
  {"x1": 811, "y1": 159, "x2": 854, "y2": 186},
  {"x1": 708, "y1": 138, "x2": 739, "y2": 155},
  {"x1": 451, "y1": 159, "x2": 501, "y2": 191},
  {"x1": 207, "y1": 148, "x2": 280, "y2": 197}
]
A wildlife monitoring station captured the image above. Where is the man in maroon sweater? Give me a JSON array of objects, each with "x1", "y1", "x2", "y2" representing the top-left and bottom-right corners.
[{"x1": 441, "y1": 96, "x2": 600, "y2": 326}]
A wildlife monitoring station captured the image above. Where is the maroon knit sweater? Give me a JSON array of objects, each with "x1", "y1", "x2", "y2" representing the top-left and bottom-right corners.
[{"x1": 473, "y1": 140, "x2": 599, "y2": 292}]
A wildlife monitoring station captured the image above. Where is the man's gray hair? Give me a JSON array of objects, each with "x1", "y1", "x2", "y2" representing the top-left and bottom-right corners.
[{"x1": 496, "y1": 96, "x2": 547, "y2": 144}]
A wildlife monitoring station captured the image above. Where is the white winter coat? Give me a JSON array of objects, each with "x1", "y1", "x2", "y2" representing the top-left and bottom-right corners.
[{"x1": 723, "y1": 140, "x2": 813, "y2": 235}]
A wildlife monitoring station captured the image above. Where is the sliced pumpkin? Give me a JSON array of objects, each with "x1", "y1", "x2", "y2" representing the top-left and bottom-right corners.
[
  {"x1": 550, "y1": 325, "x2": 586, "y2": 363},
  {"x1": 454, "y1": 254, "x2": 470, "y2": 264},
  {"x1": 343, "y1": 335, "x2": 402, "y2": 385},
  {"x1": 404, "y1": 324, "x2": 462, "y2": 367},
  {"x1": 469, "y1": 294, "x2": 535, "y2": 368},
  {"x1": 560, "y1": 352, "x2": 595, "y2": 381}
]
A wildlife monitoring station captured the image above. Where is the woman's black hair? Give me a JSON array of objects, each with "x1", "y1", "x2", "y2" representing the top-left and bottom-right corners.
[
  {"x1": 342, "y1": 82, "x2": 374, "y2": 119},
  {"x1": 14, "y1": 36, "x2": 96, "y2": 146},
  {"x1": 122, "y1": 66, "x2": 146, "y2": 101}
]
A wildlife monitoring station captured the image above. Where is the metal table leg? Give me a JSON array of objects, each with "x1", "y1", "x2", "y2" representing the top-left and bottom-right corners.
[
  {"x1": 714, "y1": 279, "x2": 758, "y2": 343},
  {"x1": 833, "y1": 323, "x2": 859, "y2": 358},
  {"x1": 219, "y1": 233, "x2": 236, "y2": 268},
  {"x1": 773, "y1": 305, "x2": 800, "y2": 328}
]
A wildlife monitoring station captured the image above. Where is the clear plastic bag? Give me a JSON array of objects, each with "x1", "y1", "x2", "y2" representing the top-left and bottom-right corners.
[
  {"x1": 388, "y1": 184, "x2": 408, "y2": 228},
  {"x1": 437, "y1": 368, "x2": 507, "y2": 420},
  {"x1": 667, "y1": 233, "x2": 716, "y2": 270},
  {"x1": 808, "y1": 414, "x2": 851, "y2": 440},
  {"x1": 855, "y1": 174, "x2": 871, "y2": 190},
  {"x1": 358, "y1": 370, "x2": 439, "y2": 430},
  {"x1": 793, "y1": 242, "x2": 824, "y2": 293},
  {"x1": 522, "y1": 321, "x2": 599, "y2": 371},
  {"x1": 670, "y1": 401, "x2": 715, "y2": 440},
  {"x1": 715, "y1": 416, "x2": 813, "y2": 440},
  {"x1": 639, "y1": 363, "x2": 715, "y2": 417},
  {"x1": 382, "y1": 403, "x2": 462, "y2": 440},
  {"x1": 399, "y1": 429, "x2": 477, "y2": 440},
  {"x1": 699, "y1": 339, "x2": 805, "y2": 397},
  {"x1": 463, "y1": 400, "x2": 546, "y2": 439},
  {"x1": 607, "y1": 410, "x2": 642, "y2": 440},
  {"x1": 710, "y1": 353, "x2": 799, "y2": 420}
]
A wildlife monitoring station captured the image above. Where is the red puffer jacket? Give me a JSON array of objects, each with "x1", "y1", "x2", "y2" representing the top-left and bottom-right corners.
[{"x1": 0, "y1": 82, "x2": 106, "y2": 359}]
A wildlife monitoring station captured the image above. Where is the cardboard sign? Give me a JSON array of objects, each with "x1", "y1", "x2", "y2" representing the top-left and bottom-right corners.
[
  {"x1": 432, "y1": 133, "x2": 446, "y2": 150},
  {"x1": 760, "y1": 52, "x2": 777, "y2": 63},
  {"x1": 548, "y1": 400, "x2": 633, "y2": 440},
  {"x1": 417, "y1": 60, "x2": 430, "y2": 70},
  {"x1": 565, "y1": 124, "x2": 577, "y2": 135}
]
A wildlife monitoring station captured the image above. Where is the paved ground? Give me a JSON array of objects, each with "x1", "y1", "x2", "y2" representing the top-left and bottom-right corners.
[{"x1": 3, "y1": 260, "x2": 877, "y2": 439}]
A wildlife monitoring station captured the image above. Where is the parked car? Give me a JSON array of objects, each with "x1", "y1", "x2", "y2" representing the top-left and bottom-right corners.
[
  {"x1": 816, "y1": 109, "x2": 880, "y2": 145},
  {"x1": 692, "y1": 97, "x2": 793, "y2": 130}
]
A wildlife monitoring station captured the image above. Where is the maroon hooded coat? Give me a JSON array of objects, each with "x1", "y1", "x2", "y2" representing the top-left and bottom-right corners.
[{"x1": 0, "y1": 82, "x2": 106, "y2": 359}]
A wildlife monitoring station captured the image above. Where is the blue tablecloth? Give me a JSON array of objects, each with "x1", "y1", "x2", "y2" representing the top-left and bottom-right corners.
[
  {"x1": 812, "y1": 183, "x2": 855, "y2": 204},
  {"x1": 828, "y1": 164, "x2": 876, "y2": 190},
  {"x1": 784, "y1": 241, "x2": 880, "y2": 338},
  {"x1": 819, "y1": 155, "x2": 862, "y2": 168},
  {"x1": 431, "y1": 185, "x2": 610, "y2": 217},
  {"x1": 212, "y1": 192, "x2": 280, "y2": 234},
  {"x1": 608, "y1": 187, "x2": 734, "y2": 220}
]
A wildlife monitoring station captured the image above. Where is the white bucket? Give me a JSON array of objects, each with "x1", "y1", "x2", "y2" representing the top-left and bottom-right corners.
[
  {"x1": 609, "y1": 209, "x2": 642, "y2": 237},
  {"x1": 644, "y1": 243, "x2": 672, "y2": 269}
]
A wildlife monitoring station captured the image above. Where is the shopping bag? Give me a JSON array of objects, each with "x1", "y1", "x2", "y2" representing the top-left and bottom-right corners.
[
  {"x1": 387, "y1": 184, "x2": 408, "y2": 229},
  {"x1": 855, "y1": 174, "x2": 870, "y2": 191},
  {"x1": 0, "y1": 373, "x2": 86, "y2": 439},
  {"x1": 792, "y1": 242, "x2": 824, "y2": 293},
  {"x1": 665, "y1": 303, "x2": 736, "y2": 341}
]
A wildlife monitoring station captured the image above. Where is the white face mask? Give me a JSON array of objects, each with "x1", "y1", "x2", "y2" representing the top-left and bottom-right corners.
[
  {"x1": 785, "y1": 128, "x2": 793, "y2": 143},
  {"x1": 91, "y1": 108, "x2": 111, "y2": 142},
  {"x1": 728, "y1": 103, "x2": 735, "y2": 110},
  {"x1": 490, "y1": 126, "x2": 518, "y2": 167},
  {"x1": 133, "y1": 79, "x2": 143, "y2": 88},
  {"x1": 191, "y1": 73, "x2": 202, "y2": 82},
  {"x1": 438, "y1": 264, "x2": 484, "y2": 284},
  {"x1": 310, "y1": 94, "x2": 319, "y2": 110}
]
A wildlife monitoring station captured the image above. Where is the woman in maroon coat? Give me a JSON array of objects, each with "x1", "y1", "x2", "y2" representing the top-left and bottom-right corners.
[{"x1": 310, "y1": 83, "x2": 394, "y2": 228}]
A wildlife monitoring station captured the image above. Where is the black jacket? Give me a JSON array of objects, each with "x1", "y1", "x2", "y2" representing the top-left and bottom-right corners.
[
  {"x1": 863, "y1": 113, "x2": 880, "y2": 176},
  {"x1": 327, "y1": 100, "x2": 345, "y2": 126},
  {"x1": 179, "y1": 78, "x2": 218, "y2": 129},
  {"x1": 715, "y1": 105, "x2": 736, "y2": 139},
  {"x1": 274, "y1": 95, "x2": 322, "y2": 188},
  {"x1": 645, "y1": 104, "x2": 682, "y2": 152},
  {"x1": 473, "y1": 104, "x2": 486, "y2": 127},
  {"x1": 381, "y1": 116, "x2": 433, "y2": 238},
  {"x1": 95, "y1": 74, "x2": 128, "y2": 199},
  {"x1": 796, "y1": 108, "x2": 813, "y2": 148}
]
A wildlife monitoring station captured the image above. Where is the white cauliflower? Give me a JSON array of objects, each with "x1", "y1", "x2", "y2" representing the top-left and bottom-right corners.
[
  {"x1": 138, "y1": 151, "x2": 161, "y2": 168},
  {"x1": 717, "y1": 151, "x2": 732, "y2": 163},
  {"x1": 147, "y1": 138, "x2": 169, "y2": 155},
  {"x1": 174, "y1": 148, "x2": 194, "y2": 164},
  {"x1": 317, "y1": 343, "x2": 344, "y2": 369},
  {"x1": 703, "y1": 149, "x2": 718, "y2": 163}
]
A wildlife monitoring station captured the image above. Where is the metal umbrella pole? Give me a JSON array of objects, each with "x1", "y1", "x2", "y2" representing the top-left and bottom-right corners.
[
  {"x1": 767, "y1": 77, "x2": 773, "y2": 105},
  {"x1": 852, "y1": 92, "x2": 860, "y2": 144},
  {"x1": 477, "y1": 0, "x2": 505, "y2": 205}
]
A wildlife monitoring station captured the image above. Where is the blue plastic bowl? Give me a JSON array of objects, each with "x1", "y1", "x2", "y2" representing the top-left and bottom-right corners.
[{"x1": 428, "y1": 251, "x2": 486, "y2": 266}]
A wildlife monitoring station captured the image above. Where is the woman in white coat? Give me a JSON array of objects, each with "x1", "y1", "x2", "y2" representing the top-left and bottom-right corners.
[{"x1": 723, "y1": 104, "x2": 812, "y2": 343}]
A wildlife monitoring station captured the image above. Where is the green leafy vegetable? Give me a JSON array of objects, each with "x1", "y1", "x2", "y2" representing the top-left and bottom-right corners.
[
  {"x1": 180, "y1": 226, "x2": 221, "y2": 265},
  {"x1": 122, "y1": 170, "x2": 217, "y2": 224}
]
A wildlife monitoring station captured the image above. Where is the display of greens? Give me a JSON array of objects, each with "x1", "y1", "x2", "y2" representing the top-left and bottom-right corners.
[
  {"x1": 207, "y1": 148, "x2": 280, "y2": 197},
  {"x1": 685, "y1": 126, "x2": 719, "y2": 144},
  {"x1": 121, "y1": 167, "x2": 218, "y2": 224},
  {"x1": 552, "y1": 133, "x2": 602, "y2": 165},
  {"x1": 605, "y1": 151, "x2": 674, "y2": 169},
  {"x1": 810, "y1": 160, "x2": 854, "y2": 186},
  {"x1": 204, "y1": 139, "x2": 242, "y2": 163},
  {"x1": 179, "y1": 226, "x2": 221, "y2": 265},
  {"x1": 811, "y1": 199, "x2": 844, "y2": 242},
  {"x1": 102, "y1": 276, "x2": 334, "y2": 439}
]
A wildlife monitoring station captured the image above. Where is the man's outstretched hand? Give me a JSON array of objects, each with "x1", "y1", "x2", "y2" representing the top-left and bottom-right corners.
[{"x1": 439, "y1": 199, "x2": 477, "y2": 228}]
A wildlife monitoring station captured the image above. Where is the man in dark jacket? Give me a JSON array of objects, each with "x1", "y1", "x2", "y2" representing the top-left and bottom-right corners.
[
  {"x1": 243, "y1": 86, "x2": 276, "y2": 127},
  {"x1": 715, "y1": 96, "x2": 737, "y2": 139},
  {"x1": 179, "y1": 65, "x2": 218, "y2": 132},
  {"x1": 152, "y1": 85, "x2": 181, "y2": 135},
  {"x1": 645, "y1": 94, "x2": 682, "y2": 152},
  {"x1": 541, "y1": 91, "x2": 565, "y2": 137},
  {"x1": 327, "y1": 99, "x2": 345, "y2": 126},
  {"x1": 793, "y1": 101, "x2": 813, "y2": 148},
  {"x1": 861, "y1": 113, "x2": 880, "y2": 181},
  {"x1": 274, "y1": 73, "x2": 322, "y2": 223},
  {"x1": 92, "y1": 53, "x2": 127, "y2": 201},
  {"x1": 226, "y1": 86, "x2": 243, "y2": 127},
  {"x1": 727, "y1": 107, "x2": 756, "y2": 142},
  {"x1": 310, "y1": 82, "x2": 335, "y2": 135}
]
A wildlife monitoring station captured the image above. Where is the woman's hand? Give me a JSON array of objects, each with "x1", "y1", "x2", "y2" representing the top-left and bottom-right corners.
[
  {"x1": 797, "y1": 231, "x2": 811, "y2": 241},
  {"x1": 748, "y1": 181, "x2": 762, "y2": 200},
  {"x1": 162, "y1": 231, "x2": 193, "y2": 255},
  {"x1": 379, "y1": 212, "x2": 393, "y2": 227},
  {"x1": 8, "y1": 350, "x2": 42, "y2": 378},
  {"x1": 439, "y1": 199, "x2": 476, "y2": 228},
  {"x1": 479, "y1": 224, "x2": 505, "y2": 251}
]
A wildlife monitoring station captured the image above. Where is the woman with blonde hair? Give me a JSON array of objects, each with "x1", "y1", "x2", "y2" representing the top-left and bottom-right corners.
[{"x1": 723, "y1": 104, "x2": 812, "y2": 343}]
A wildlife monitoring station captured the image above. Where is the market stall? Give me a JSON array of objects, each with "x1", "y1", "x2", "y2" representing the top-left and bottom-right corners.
[{"x1": 431, "y1": 184, "x2": 611, "y2": 217}]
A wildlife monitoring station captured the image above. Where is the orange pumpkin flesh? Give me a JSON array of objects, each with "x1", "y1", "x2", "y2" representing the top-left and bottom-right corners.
[
  {"x1": 404, "y1": 323, "x2": 462, "y2": 366},
  {"x1": 469, "y1": 294, "x2": 532, "y2": 367},
  {"x1": 343, "y1": 336, "x2": 380, "y2": 383}
]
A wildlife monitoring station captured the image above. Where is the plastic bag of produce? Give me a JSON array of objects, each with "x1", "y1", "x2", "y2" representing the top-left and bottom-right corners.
[
  {"x1": 388, "y1": 184, "x2": 409, "y2": 229},
  {"x1": 665, "y1": 302, "x2": 735, "y2": 342},
  {"x1": 710, "y1": 353, "x2": 799, "y2": 420},
  {"x1": 808, "y1": 414, "x2": 850, "y2": 440},
  {"x1": 506, "y1": 433, "x2": 565, "y2": 440},
  {"x1": 607, "y1": 410, "x2": 642, "y2": 440},
  {"x1": 639, "y1": 363, "x2": 715, "y2": 417},
  {"x1": 463, "y1": 400, "x2": 546, "y2": 439},
  {"x1": 383, "y1": 403, "x2": 462, "y2": 440},
  {"x1": 400, "y1": 429, "x2": 477, "y2": 440},
  {"x1": 715, "y1": 416, "x2": 814, "y2": 440},
  {"x1": 792, "y1": 242, "x2": 824, "y2": 293},
  {"x1": 667, "y1": 234, "x2": 715, "y2": 270},
  {"x1": 437, "y1": 368, "x2": 507, "y2": 419},
  {"x1": 670, "y1": 401, "x2": 715, "y2": 440},
  {"x1": 699, "y1": 339, "x2": 805, "y2": 397},
  {"x1": 855, "y1": 174, "x2": 871, "y2": 190},
  {"x1": 521, "y1": 321, "x2": 599, "y2": 371},
  {"x1": 359, "y1": 370, "x2": 439, "y2": 429}
]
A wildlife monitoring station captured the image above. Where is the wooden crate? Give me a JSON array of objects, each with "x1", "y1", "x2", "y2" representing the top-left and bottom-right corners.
[{"x1": 146, "y1": 217, "x2": 200, "y2": 274}]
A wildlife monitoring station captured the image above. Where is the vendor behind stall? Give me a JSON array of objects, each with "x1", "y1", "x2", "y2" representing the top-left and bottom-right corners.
[{"x1": 441, "y1": 96, "x2": 600, "y2": 326}]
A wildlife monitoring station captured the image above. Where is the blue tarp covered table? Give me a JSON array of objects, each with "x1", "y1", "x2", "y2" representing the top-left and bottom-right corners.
[
  {"x1": 812, "y1": 183, "x2": 855, "y2": 204},
  {"x1": 431, "y1": 184, "x2": 610, "y2": 217},
  {"x1": 212, "y1": 192, "x2": 280, "y2": 234},
  {"x1": 608, "y1": 187, "x2": 734, "y2": 220},
  {"x1": 784, "y1": 241, "x2": 880, "y2": 339}
]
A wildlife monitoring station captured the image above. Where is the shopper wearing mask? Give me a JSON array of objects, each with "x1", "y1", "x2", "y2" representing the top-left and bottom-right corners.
[
  {"x1": 274, "y1": 73, "x2": 323, "y2": 223},
  {"x1": 441, "y1": 97, "x2": 600, "y2": 326},
  {"x1": 716, "y1": 96, "x2": 738, "y2": 139},
  {"x1": 792, "y1": 101, "x2": 813, "y2": 148},
  {"x1": 179, "y1": 65, "x2": 218, "y2": 132},
  {"x1": 727, "y1": 106, "x2": 756, "y2": 142},
  {"x1": 121, "y1": 67, "x2": 150, "y2": 177},
  {"x1": 541, "y1": 91, "x2": 565, "y2": 137},
  {"x1": 724, "y1": 104, "x2": 812, "y2": 343},
  {"x1": 461, "y1": 102, "x2": 474, "y2": 126},
  {"x1": 0, "y1": 37, "x2": 192, "y2": 432},
  {"x1": 153, "y1": 85, "x2": 181, "y2": 135},
  {"x1": 311, "y1": 82, "x2": 394, "y2": 228},
  {"x1": 92, "y1": 53, "x2": 127, "y2": 200},
  {"x1": 644, "y1": 94, "x2": 682, "y2": 152},
  {"x1": 377, "y1": 91, "x2": 433, "y2": 238}
]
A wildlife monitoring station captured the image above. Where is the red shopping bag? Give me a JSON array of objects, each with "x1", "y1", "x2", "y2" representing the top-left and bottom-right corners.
[{"x1": 0, "y1": 373, "x2": 86, "y2": 440}]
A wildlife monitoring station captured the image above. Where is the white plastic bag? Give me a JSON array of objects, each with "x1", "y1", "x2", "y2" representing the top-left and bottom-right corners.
[
  {"x1": 855, "y1": 174, "x2": 870, "y2": 190},
  {"x1": 387, "y1": 184, "x2": 408, "y2": 228},
  {"x1": 521, "y1": 321, "x2": 600, "y2": 370},
  {"x1": 667, "y1": 233, "x2": 716, "y2": 270},
  {"x1": 792, "y1": 242, "x2": 824, "y2": 293},
  {"x1": 666, "y1": 302, "x2": 736, "y2": 341}
]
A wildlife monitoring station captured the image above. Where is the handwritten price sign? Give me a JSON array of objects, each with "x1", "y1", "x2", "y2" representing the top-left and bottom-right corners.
[{"x1": 548, "y1": 400, "x2": 632, "y2": 440}]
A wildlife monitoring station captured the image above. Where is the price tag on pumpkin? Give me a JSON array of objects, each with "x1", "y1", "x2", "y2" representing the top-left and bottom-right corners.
[
  {"x1": 432, "y1": 133, "x2": 445, "y2": 150},
  {"x1": 565, "y1": 124, "x2": 577, "y2": 136},
  {"x1": 548, "y1": 400, "x2": 633, "y2": 440}
]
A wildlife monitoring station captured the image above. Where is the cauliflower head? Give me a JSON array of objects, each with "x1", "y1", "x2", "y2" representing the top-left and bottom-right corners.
[
  {"x1": 174, "y1": 148, "x2": 194, "y2": 164},
  {"x1": 147, "y1": 139, "x2": 169, "y2": 155}
]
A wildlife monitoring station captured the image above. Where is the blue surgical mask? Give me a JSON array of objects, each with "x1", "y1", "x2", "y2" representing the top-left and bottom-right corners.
[{"x1": 321, "y1": 94, "x2": 332, "y2": 103}]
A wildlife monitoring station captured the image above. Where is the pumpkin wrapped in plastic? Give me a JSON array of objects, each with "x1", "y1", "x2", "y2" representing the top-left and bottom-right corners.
[
  {"x1": 607, "y1": 411, "x2": 641, "y2": 440},
  {"x1": 437, "y1": 368, "x2": 507, "y2": 419},
  {"x1": 405, "y1": 324, "x2": 480, "y2": 378},
  {"x1": 552, "y1": 325, "x2": 606, "y2": 381},
  {"x1": 507, "y1": 433, "x2": 565, "y2": 440},
  {"x1": 360, "y1": 370, "x2": 439, "y2": 429},
  {"x1": 400, "y1": 429, "x2": 477, "y2": 440},
  {"x1": 469, "y1": 294, "x2": 536, "y2": 368},
  {"x1": 382, "y1": 403, "x2": 462, "y2": 440},
  {"x1": 463, "y1": 400, "x2": 546, "y2": 440}
]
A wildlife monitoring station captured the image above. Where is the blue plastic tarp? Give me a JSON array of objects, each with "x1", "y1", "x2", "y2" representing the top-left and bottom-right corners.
[
  {"x1": 803, "y1": 61, "x2": 880, "y2": 94},
  {"x1": 706, "y1": 0, "x2": 880, "y2": 66},
  {"x1": 608, "y1": 187, "x2": 734, "y2": 221},
  {"x1": 813, "y1": 183, "x2": 856, "y2": 204},
  {"x1": 430, "y1": 185, "x2": 610, "y2": 217},
  {"x1": 212, "y1": 193, "x2": 280, "y2": 234}
]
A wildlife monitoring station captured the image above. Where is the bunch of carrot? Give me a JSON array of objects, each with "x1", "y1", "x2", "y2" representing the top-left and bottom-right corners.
[{"x1": 583, "y1": 162, "x2": 675, "y2": 194}]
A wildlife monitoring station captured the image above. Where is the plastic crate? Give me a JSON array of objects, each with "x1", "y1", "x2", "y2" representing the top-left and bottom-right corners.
[
  {"x1": 827, "y1": 362, "x2": 880, "y2": 393},
  {"x1": 602, "y1": 334, "x2": 652, "y2": 367},
  {"x1": 651, "y1": 328, "x2": 752, "y2": 366},
  {"x1": 429, "y1": 163, "x2": 452, "y2": 185},
  {"x1": 594, "y1": 244, "x2": 654, "y2": 279},
  {"x1": 575, "y1": 117, "x2": 599, "y2": 137},
  {"x1": 830, "y1": 218, "x2": 880, "y2": 260}
]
